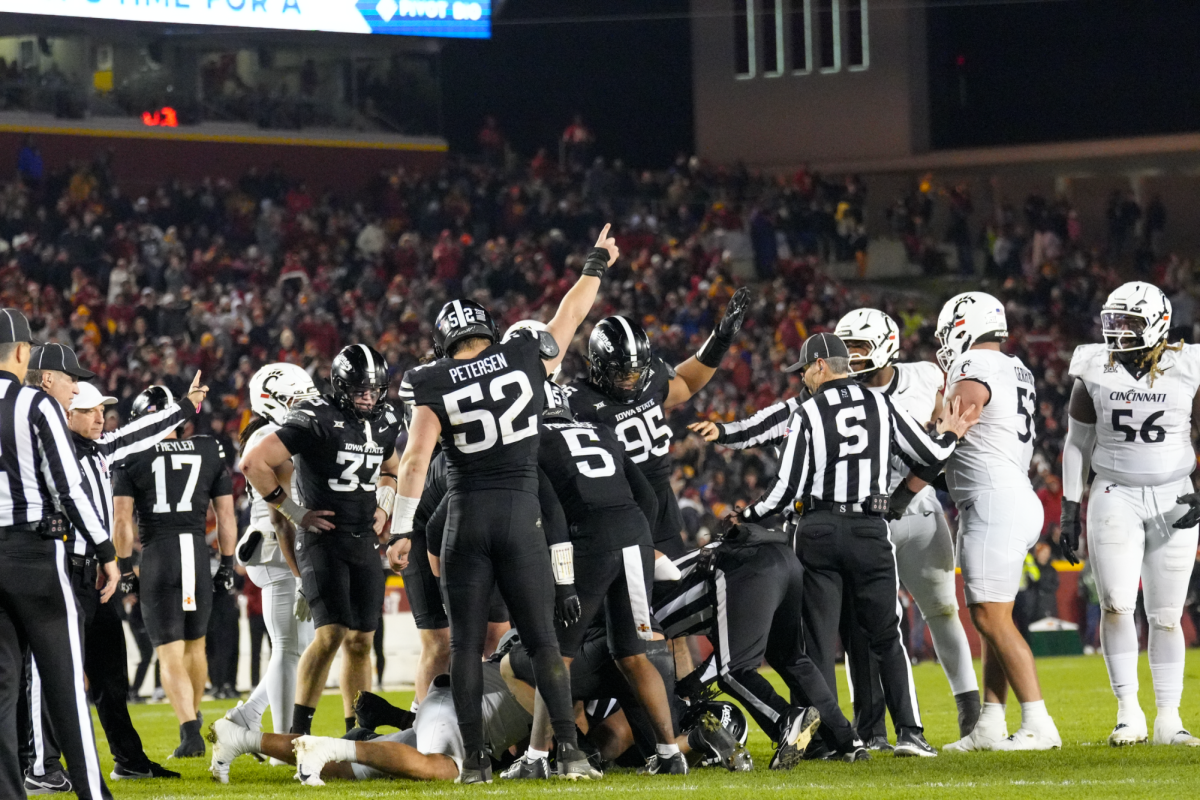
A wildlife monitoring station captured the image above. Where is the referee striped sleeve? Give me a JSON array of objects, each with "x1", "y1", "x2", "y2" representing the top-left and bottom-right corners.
[
  {"x1": 881, "y1": 394, "x2": 957, "y2": 468},
  {"x1": 97, "y1": 399, "x2": 192, "y2": 462},
  {"x1": 742, "y1": 410, "x2": 811, "y2": 522},
  {"x1": 33, "y1": 397, "x2": 112, "y2": 559},
  {"x1": 718, "y1": 397, "x2": 800, "y2": 449}
]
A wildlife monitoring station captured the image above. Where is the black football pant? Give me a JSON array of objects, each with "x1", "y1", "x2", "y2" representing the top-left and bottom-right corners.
[
  {"x1": 796, "y1": 511, "x2": 922, "y2": 733},
  {"x1": 207, "y1": 588, "x2": 240, "y2": 690},
  {"x1": 0, "y1": 534, "x2": 111, "y2": 800},
  {"x1": 441, "y1": 489, "x2": 576, "y2": 755},
  {"x1": 709, "y1": 541, "x2": 857, "y2": 749},
  {"x1": 841, "y1": 588, "x2": 889, "y2": 740},
  {"x1": 26, "y1": 563, "x2": 156, "y2": 777}
]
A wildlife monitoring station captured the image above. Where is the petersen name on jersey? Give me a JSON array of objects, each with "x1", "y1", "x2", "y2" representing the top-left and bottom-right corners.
[
  {"x1": 945, "y1": 348, "x2": 1037, "y2": 498},
  {"x1": 1069, "y1": 342, "x2": 1200, "y2": 487}
]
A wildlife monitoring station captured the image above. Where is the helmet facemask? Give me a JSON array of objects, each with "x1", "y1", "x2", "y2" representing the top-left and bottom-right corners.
[
  {"x1": 591, "y1": 358, "x2": 650, "y2": 404},
  {"x1": 1101, "y1": 310, "x2": 1152, "y2": 353}
]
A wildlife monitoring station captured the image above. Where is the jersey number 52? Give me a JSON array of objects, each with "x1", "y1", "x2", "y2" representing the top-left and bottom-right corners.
[{"x1": 443, "y1": 372, "x2": 537, "y2": 454}]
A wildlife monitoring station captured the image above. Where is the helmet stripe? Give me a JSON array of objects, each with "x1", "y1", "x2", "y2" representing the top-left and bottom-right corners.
[
  {"x1": 453, "y1": 299, "x2": 466, "y2": 328},
  {"x1": 359, "y1": 343, "x2": 375, "y2": 384},
  {"x1": 614, "y1": 316, "x2": 639, "y2": 360}
]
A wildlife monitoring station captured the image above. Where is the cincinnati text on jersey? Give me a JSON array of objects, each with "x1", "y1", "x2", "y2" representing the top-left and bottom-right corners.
[
  {"x1": 449, "y1": 353, "x2": 509, "y2": 384},
  {"x1": 1109, "y1": 390, "x2": 1168, "y2": 403}
]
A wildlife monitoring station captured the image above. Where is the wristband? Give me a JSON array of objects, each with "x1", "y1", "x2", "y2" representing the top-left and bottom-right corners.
[
  {"x1": 390, "y1": 494, "x2": 421, "y2": 535},
  {"x1": 277, "y1": 496, "x2": 311, "y2": 527},
  {"x1": 581, "y1": 247, "x2": 609, "y2": 278},
  {"x1": 220, "y1": 553, "x2": 235, "y2": 568},
  {"x1": 376, "y1": 484, "x2": 396, "y2": 514},
  {"x1": 696, "y1": 331, "x2": 733, "y2": 368},
  {"x1": 118, "y1": 556, "x2": 134, "y2": 573},
  {"x1": 263, "y1": 485, "x2": 285, "y2": 504},
  {"x1": 549, "y1": 542, "x2": 574, "y2": 585},
  {"x1": 387, "y1": 534, "x2": 409, "y2": 551}
]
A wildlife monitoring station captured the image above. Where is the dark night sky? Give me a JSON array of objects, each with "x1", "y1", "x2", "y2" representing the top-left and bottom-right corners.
[
  {"x1": 440, "y1": 0, "x2": 693, "y2": 168},
  {"x1": 437, "y1": 1, "x2": 1200, "y2": 165}
]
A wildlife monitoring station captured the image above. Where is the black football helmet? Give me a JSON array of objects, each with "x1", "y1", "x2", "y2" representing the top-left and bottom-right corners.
[
  {"x1": 433, "y1": 299, "x2": 499, "y2": 358},
  {"x1": 542, "y1": 380, "x2": 574, "y2": 422},
  {"x1": 587, "y1": 316, "x2": 652, "y2": 404},
  {"x1": 331, "y1": 344, "x2": 390, "y2": 420},
  {"x1": 130, "y1": 385, "x2": 175, "y2": 419}
]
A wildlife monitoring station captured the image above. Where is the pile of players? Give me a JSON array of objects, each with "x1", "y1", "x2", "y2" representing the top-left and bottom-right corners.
[{"x1": 193, "y1": 223, "x2": 1198, "y2": 788}]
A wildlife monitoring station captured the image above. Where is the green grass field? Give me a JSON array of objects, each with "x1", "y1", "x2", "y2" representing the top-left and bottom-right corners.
[{"x1": 100, "y1": 652, "x2": 1200, "y2": 799}]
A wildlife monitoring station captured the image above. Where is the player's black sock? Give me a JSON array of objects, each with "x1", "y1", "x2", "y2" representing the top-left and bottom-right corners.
[
  {"x1": 529, "y1": 646, "x2": 577, "y2": 748},
  {"x1": 345, "y1": 716, "x2": 357, "y2": 734},
  {"x1": 290, "y1": 705, "x2": 316, "y2": 735}
]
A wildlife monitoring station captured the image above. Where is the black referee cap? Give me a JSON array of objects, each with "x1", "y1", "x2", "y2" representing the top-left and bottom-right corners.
[
  {"x1": 783, "y1": 332, "x2": 850, "y2": 373},
  {"x1": 30, "y1": 343, "x2": 96, "y2": 379},
  {"x1": 0, "y1": 308, "x2": 32, "y2": 344}
]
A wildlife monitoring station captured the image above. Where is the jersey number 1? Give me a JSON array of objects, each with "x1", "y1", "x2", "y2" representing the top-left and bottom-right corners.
[{"x1": 151, "y1": 455, "x2": 202, "y2": 513}]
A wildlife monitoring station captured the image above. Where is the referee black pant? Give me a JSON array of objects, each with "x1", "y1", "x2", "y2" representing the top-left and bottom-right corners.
[
  {"x1": 796, "y1": 510, "x2": 922, "y2": 733},
  {"x1": 0, "y1": 534, "x2": 111, "y2": 800},
  {"x1": 710, "y1": 541, "x2": 858, "y2": 749},
  {"x1": 25, "y1": 558, "x2": 155, "y2": 778}
]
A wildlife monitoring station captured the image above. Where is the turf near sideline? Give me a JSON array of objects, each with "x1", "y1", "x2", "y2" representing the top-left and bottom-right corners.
[{"x1": 100, "y1": 652, "x2": 1200, "y2": 799}]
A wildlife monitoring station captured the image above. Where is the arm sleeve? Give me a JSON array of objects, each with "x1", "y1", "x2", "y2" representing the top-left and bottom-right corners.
[
  {"x1": 1062, "y1": 416, "x2": 1096, "y2": 503},
  {"x1": 624, "y1": 455, "x2": 659, "y2": 524},
  {"x1": 742, "y1": 411, "x2": 810, "y2": 523},
  {"x1": 536, "y1": 466, "x2": 570, "y2": 547},
  {"x1": 718, "y1": 397, "x2": 799, "y2": 449},
  {"x1": 426, "y1": 494, "x2": 449, "y2": 558},
  {"x1": 33, "y1": 397, "x2": 114, "y2": 561},
  {"x1": 885, "y1": 394, "x2": 958, "y2": 468},
  {"x1": 96, "y1": 398, "x2": 194, "y2": 462}
]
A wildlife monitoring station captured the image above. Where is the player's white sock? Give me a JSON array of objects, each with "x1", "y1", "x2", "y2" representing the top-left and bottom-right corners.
[
  {"x1": 329, "y1": 739, "x2": 358, "y2": 763},
  {"x1": 1148, "y1": 616, "x2": 1185, "y2": 715},
  {"x1": 926, "y1": 612, "x2": 978, "y2": 695},
  {"x1": 978, "y1": 701, "x2": 1006, "y2": 730},
  {"x1": 1115, "y1": 693, "x2": 1143, "y2": 722},
  {"x1": 1019, "y1": 700, "x2": 1050, "y2": 729},
  {"x1": 410, "y1": 699, "x2": 420, "y2": 714},
  {"x1": 242, "y1": 689, "x2": 269, "y2": 722},
  {"x1": 525, "y1": 747, "x2": 549, "y2": 763},
  {"x1": 228, "y1": 724, "x2": 264, "y2": 754},
  {"x1": 656, "y1": 743, "x2": 681, "y2": 758},
  {"x1": 1101, "y1": 610, "x2": 1140, "y2": 699}
]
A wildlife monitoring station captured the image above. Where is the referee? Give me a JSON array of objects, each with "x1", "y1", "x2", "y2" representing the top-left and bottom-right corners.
[
  {"x1": 738, "y1": 333, "x2": 978, "y2": 758},
  {"x1": 0, "y1": 310, "x2": 119, "y2": 800}
]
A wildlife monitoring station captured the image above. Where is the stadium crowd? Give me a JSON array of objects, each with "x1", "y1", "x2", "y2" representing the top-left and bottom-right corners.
[{"x1": 3, "y1": 138, "x2": 1200, "y2": 695}]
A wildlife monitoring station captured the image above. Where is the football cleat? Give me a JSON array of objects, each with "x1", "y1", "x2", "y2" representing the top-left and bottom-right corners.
[
  {"x1": 893, "y1": 728, "x2": 937, "y2": 758},
  {"x1": 864, "y1": 735, "x2": 893, "y2": 753},
  {"x1": 839, "y1": 746, "x2": 872, "y2": 763},
  {"x1": 1108, "y1": 721, "x2": 1149, "y2": 747},
  {"x1": 208, "y1": 718, "x2": 255, "y2": 784},
  {"x1": 769, "y1": 706, "x2": 821, "y2": 770},
  {"x1": 556, "y1": 742, "x2": 603, "y2": 780},
  {"x1": 500, "y1": 754, "x2": 550, "y2": 779},
  {"x1": 23, "y1": 770, "x2": 72, "y2": 795},
  {"x1": 688, "y1": 712, "x2": 753, "y2": 772},
  {"x1": 992, "y1": 723, "x2": 1062, "y2": 751},
  {"x1": 455, "y1": 750, "x2": 493, "y2": 784},
  {"x1": 111, "y1": 761, "x2": 180, "y2": 780},
  {"x1": 1154, "y1": 717, "x2": 1200, "y2": 747},
  {"x1": 943, "y1": 720, "x2": 1008, "y2": 753},
  {"x1": 293, "y1": 736, "x2": 344, "y2": 787},
  {"x1": 638, "y1": 752, "x2": 688, "y2": 775}
]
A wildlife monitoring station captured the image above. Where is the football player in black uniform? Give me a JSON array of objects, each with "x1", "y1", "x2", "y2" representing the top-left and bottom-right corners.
[
  {"x1": 112, "y1": 387, "x2": 237, "y2": 759},
  {"x1": 240, "y1": 345, "x2": 403, "y2": 737},
  {"x1": 567, "y1": 288, "x2": 751, "y2": 560},
  {"x1": 504, "y1": 379, "x2": 685, "y2": 777},
  {"x1": 389, "y1": 224, "x2": 619, "y2": 783}
]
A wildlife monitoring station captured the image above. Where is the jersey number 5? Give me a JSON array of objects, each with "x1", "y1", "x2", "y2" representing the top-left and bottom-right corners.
[
  {"x1": 560, "y1": 429, "x2": 618, "y2": 478},
  {"x1": 150, "y1": 454, "x2": 203, "y2": 513},
  {"x1": 443, "y1": 372, "x2": 537, "y2": 454}
]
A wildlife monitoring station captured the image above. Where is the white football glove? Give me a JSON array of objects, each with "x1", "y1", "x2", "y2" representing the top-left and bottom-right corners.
[{"x1": 294, "y1": 590, "x2": 312, "y2": 623}]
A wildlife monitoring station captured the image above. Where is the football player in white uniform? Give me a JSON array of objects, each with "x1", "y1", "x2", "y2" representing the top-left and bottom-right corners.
[
  {"x1": 688, "y1": 309, "x2": 981, "y2": 742},
  {"x1": 933, "y1": 292, "x2": 1061, "y2": 752},
  {"x1": 226, "y1": 364, "x2": 319, "y2": 747},
  {"x1": 1061, "y1": 282, "x2": 1200, "y2": 748}
]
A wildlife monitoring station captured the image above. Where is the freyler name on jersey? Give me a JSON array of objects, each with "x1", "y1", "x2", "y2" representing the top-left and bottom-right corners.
[
  {"x1": 155, "y1": 440, "x2": 196, "y2": 452},
  {"x1": 1110, "y1": 390, "x2": 1167, "y2": 403},
  {"x1": 614, "y1": 397, "x2": 657, "y2": 422},
  {"x1": 449, "y1": 353, "x2": 509, "y2": 384}
]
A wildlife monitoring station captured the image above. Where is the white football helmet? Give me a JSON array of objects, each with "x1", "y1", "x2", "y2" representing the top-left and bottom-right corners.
[
  {"x1": 834, "y1": 309, "x2": 900, "y2": 375},
  {"x1": 504, "y1": 319, "x2": 562, "y2": 382},
  {"x1": 249, "y1": 362, "x2": 319, "y2": 425},
  {"x1": 935, "y1": 292, "x2": 1008, "y2": 372},
  {"x1": 1101, "y1": 281, "x2": 1171, "y2": 353}
]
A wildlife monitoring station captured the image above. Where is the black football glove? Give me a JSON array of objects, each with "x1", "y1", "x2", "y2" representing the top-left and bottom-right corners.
[
  {"x1": 1060, "y1": 499, "x2": 1082, "y2": 565},
  {"x1": 213, "y1": 555, "x2": 236, "y2": 595},
  {"x1": 1174, "y1": 492, "x2": 1200, "y2": 530},
  {"x1": 554, "y1": 583, "x2": 582, "y2": 628},
  {"x1": 697, "y1": 287, "x2": 752, "y2": 367},
  {"x1": 886, "y1": 483, "x2": 917, "y2": 522},
  {"x1": 118, "y1": 571, "x2": 139, "y2": 597}
]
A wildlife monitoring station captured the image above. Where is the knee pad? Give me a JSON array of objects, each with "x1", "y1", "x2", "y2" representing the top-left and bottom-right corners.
[
  {"x1": 923, "y1": 601, "x2": 959, "y2": 620},
  {"x1": 1146, "y1": 610, "x2": 1182, "y2": 632},
  {"x1": 1101, "y1": 600, "x2": 1137, "y2": 616}
]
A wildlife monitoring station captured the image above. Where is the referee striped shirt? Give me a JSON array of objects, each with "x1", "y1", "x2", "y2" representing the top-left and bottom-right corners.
[
  {"x1": 741, "y1": 377, "x2": 957, "y2": 523},
  {"x1": 68, "y1": 398, "x2": 194, "y2": 558},
  {"x1": 0, "y1": 371, "x2": 113, "y2": 561}
]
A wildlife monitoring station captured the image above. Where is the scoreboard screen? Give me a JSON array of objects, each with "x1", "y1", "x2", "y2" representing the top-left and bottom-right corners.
[{"x1": 0, "y1": 0, "x2": 491, "y2": 39}]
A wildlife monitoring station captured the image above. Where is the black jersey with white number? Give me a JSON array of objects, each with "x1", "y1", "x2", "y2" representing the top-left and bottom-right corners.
[
  {"x1": 112, "y1": 436, "x2": 233, "y2": 544},
  {"x1": 567, "y1": 355, "x2": 675, "y2": 489},
  {"x1": 275, "y1": 396, "x2": 402, "y2": 533},
  {"x1": 538, "y1": 420, "x2": 650, "y2": 554},
  {"x1": 400, "y1": 332, "x2": 548, "y2": 495}
]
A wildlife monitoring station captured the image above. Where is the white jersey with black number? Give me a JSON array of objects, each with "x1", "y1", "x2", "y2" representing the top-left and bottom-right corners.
[
  {"x1": 1068, "y1": 342, "x2": 1200, "y2": 487},
  {"x1": 244, "y1": 422, "x2": 297, "y2": 567},
  {"x1": 870, "y1": 361, "x2": 945, "y2": 514},
  {"x1": 945, "y1": 349, "x2": 1037, "y2": 499}
]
